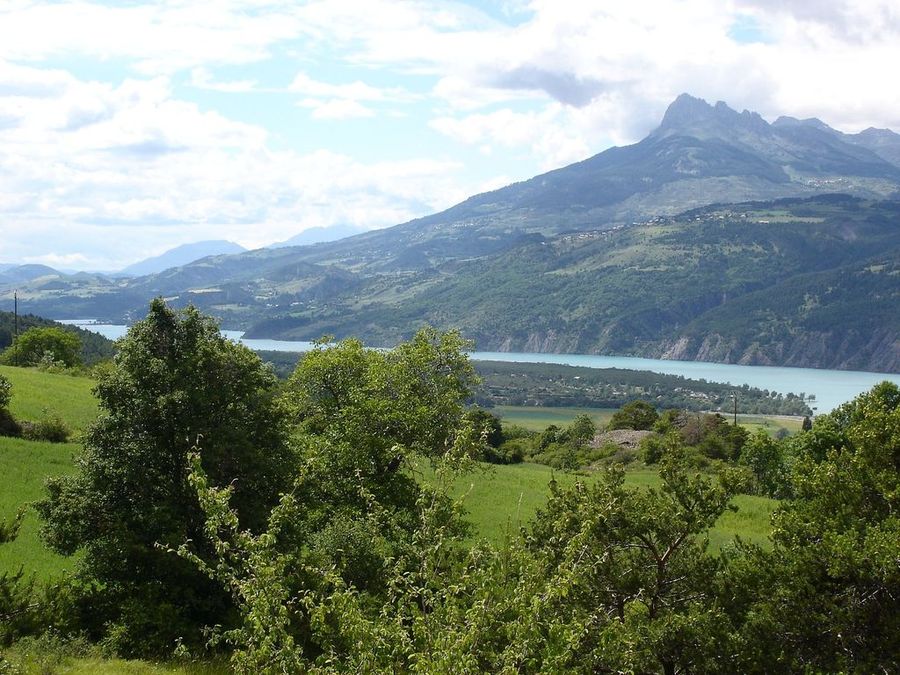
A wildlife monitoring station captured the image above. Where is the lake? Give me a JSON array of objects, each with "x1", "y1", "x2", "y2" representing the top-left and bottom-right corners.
[{"x1": 61, "y1": 321, "x2": 900, "y2": 413}]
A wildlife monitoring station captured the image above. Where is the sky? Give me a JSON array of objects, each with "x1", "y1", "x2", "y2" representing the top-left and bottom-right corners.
[{"x1": 1, "y1": 0, "x2": 899, "y2": 271}]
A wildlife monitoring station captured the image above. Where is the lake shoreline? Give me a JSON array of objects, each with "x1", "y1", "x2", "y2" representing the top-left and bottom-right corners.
[{"x1": 58, "y1": 321, "x2": 900, "y2": 412}]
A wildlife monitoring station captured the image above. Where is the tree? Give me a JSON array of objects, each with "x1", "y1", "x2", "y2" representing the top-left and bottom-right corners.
[
  {"x1": 280, "y1": 328, "x2": 481, "y2": 591},
  {"x1": 608, "y1": 399, "x2": 659, "y2": 430},
  {"x1": 738, "y1": 429, "x2": 790, "y2": 498},
  {"x1": 733, "y1": 382, "x2": 900, "y2": 672},
  {"x1": 36, "y1": 299, "x2": 295, "y2": 656},
  {"x1": 464, "y1": 407, "x2": 504, "y2": 449},
  {"x1": 566, "y1": 413, "x2": 596, "y2": 447},
  {"x1": 286, "y1": 327, "x2": 478, "y2": 466},
  {"x1": 518, "y1": 456, "x2": 741, "y2": 673},
  {"x1": 171, "y1": 328, "x2": 486, "y2": 672},
  {"x1": 0, "y1": 508, "x2": 29, "y2": 646},
  {"x1": 0, "y1": 327, "x2": 81, "y2": 368}
]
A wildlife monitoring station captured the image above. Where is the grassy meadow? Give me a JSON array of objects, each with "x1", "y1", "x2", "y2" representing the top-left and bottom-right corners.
[
  {"x1": 0, "y1": 365, "x2": 784, "y2": 672},
  {"x1": 416, "y1": 460, "x2": 777, "y2": 550},
  {"x1": 1, "y1": 365, "x2": 99, "y2": 433},
  {"x1": 0, "y1": 366, "x2": 98, "y2": 581},
  {"x1": 493, "y1": 405, "x2": 616, "y2": 431},
  {"x1": 1, "y1": 367, "x2": 781, "y2": 587},
  {"x1": 493, "y1": 403, "x2": 803, "y2": 437}
]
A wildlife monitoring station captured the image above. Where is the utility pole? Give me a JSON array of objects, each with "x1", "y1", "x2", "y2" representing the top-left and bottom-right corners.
[
  {"x1": 732, "y1": 392, "x2": 737, "y2": 426},
  {"x1": 13, "y1": 289, "x2": 18, "y2": 366}
]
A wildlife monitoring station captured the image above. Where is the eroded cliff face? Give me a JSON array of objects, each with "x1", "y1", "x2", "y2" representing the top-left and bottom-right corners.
[
  {"x1": 482, "y1": 329, "x2": 900, "y2": 373},
  {"x1": 645, "y1": 329, "x2": 900, "y2": 372}
]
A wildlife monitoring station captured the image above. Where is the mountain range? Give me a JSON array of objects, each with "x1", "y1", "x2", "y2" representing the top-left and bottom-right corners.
[
  {"x1": 118, "y1": 240, "x2": 247, "y2": 276},
  {"x1": 3, "y1": 94, "x2": 899, "y2": 372}
]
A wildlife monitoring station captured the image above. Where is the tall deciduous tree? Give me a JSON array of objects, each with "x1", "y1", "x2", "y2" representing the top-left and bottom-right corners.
[
  {"x1": 279, "y1": 328, "x2": 480, "y2": 591},
  {"x1": 36, "y1": 299, "x2": 294, "y2": 656}
]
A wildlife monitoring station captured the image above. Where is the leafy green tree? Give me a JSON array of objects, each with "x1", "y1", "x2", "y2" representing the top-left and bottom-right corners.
[
  {"x1": 566, "y1": 413, "x2": 596, "y2": 447},
  {"x1": 738, "y1": 429, "x2": 790, "y2": 498},
  {"x1": 0, "y1": 327, "x2": 81, "y2": 368},
  {"x1": 173, "y1": 330, "x2": 487, "y2": 672},
  {"x1": 0, "y1": 508, "x2": 29, "y2": 645},
  {"x1": 608, "y1": 399, "x2": 659, "y2": 430},
  {"x1": 286, "y1": 328, "x2": 477, "y2": 460},
  {"x1": 538, "y1": 424, "x2": 560, "y2": 450},
  {"x1": 36, "y1": 299, "x2": 295, "y2": 656},
  {"x1": 279, "y1": 328, "x2": 481, "y2": 592},
  {"x1": 464, "y1": 406, "x2": 504, "y2": 448},
  {"x1": 734, "y1": 382, "x2": 900, "y2": 672},
  {"x1": 0, "y1": 373, "x2": 9, "y2": 410},
  {"x1": 515, "y1": 456, "x2": 741, "y2": 673}
]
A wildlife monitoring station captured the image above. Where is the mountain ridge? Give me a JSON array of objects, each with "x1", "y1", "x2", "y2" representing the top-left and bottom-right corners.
[
  {"x1": 119, "y1": 240, "x2": 247, "y2": 277},
  {"x1": 4, "y1": 94, "x2": 900, "y2": 372}
]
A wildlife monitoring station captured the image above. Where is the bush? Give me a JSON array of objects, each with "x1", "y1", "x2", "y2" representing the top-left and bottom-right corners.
[
  {"x1": 0, "y1": 408, "x2": 22, "y2": 438},
  {"x1": 608, "y1": 400, "x2": 659, "y2": 430},
  {"x1": 489, "y1": 438, "x2": 527, "y2": 464},
  {"x1": 0, "y1": 374, "x2": 10, "y2": 409},
  {"x1": 21, "y1": 412, "x2": 70, "y2": 443}
]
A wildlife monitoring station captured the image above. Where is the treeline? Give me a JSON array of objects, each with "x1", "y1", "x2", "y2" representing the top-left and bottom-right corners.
[
  {"x1": 256, "y1": 352, "x2": 813, "y2": 415},
  {"x1": 472, "y1": 360, "x2": 812, "y2": 415},
  {"x1": 0, "y1": 302, "x2": 896, "y2": 673},
  {"x1": 0, "y1": 311, "x2": 114, "y2": 365}
]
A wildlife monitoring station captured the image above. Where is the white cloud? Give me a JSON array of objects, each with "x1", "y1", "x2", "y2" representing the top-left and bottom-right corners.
[
  {"x1": 298, "y1": 98, "x2": 374, "y2": 119},
  {"x1": 0, "y1": 60, "x2": 467, "y2": 268},
  {"x1": 290, "y1": 71, "x2": 391, "y2": 101},
  {"x1": 290, "y1": 71, "x2": 418, "y2": 120},
  {"x1": 189, "y1": 67, "x2": 258, "y2": 93},
  {"x1": 0, "y1": 1, "x2": 306, "y2": 75}
]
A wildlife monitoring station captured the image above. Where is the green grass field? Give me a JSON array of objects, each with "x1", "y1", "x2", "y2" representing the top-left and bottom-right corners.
[
  {"x1": 494, "y1": 404, "x2": 802, "y2": 437},
  {"x1": 1, "y1": 366, "x2": 99, "y2": 581},
  {"x1": 0, "y1": 639, "x2": 228, "y2": 675},
  {"x1": 493, "y1": 405, "x2": 616, "y2": 431},
  {"x1": 0, "y1": 436, "x2": 80, "y2": 580},
  {"x1": 417, "y1": 461, "x2": 776, "y2": 550},
  {"x1": 0, "y1": 366, "x2": 781, "y2": 673},
  {"x1": 1, "y1": 365, "x2": 99, "y2": 433}
]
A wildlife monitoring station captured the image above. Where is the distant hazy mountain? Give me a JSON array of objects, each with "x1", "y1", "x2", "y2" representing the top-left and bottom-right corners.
[
  {"x1": 0, "y1": 264, "x2": 61, "y2": 285},
  {"x1": 6, "y1": 94, "x2": 900, "y2": 371},
  {"x1": 270, "y1": 224, "x2": 367, "y2": 248},
  {"x1": 119, "y1": 240, "x2": 246, "y2": 277}
]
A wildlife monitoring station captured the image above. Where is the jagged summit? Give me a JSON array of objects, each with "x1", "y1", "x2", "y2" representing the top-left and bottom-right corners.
[
  {"x1": 655, "y1": 93, "x2": 770, "y2": 139},
  {"x1": 772, "y1": 116, "x2": 835, "y2": 132}
]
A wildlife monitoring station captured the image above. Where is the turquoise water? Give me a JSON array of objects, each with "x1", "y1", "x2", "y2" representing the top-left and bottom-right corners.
[{"x1": 62, "y1": 321, "x2": 900, "y2": 413}]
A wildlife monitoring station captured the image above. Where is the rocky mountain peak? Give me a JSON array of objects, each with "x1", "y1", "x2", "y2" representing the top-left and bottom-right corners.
[{"x1": 657, "y1": 93, "x2": 770, "y2": 137}]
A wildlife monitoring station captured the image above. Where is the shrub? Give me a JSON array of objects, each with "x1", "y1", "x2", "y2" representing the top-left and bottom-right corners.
[
  {"x1": 0, "y1": 374, "x2": 10, "y2": 409},
  {"x1": 489, "y1": 438, "x2": 528, "y2": 464},
  {"x1": 608, "y1": 400, "x2": 659, "y2": 430},
  {"x1": 21, "y1": 412, "x2": 71, "y2": 443},
  {"x1": 0, "y1": 407, "x2": 22, "y2": 438}
]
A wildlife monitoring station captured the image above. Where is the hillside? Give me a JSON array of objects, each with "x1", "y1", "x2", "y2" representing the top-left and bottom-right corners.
[
  {"x1": 248, "y1": 195, "x2": 900, "y2": 371},
  {"x1": 119, "y1": 240, "x2": 247, "y2": 277}
]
